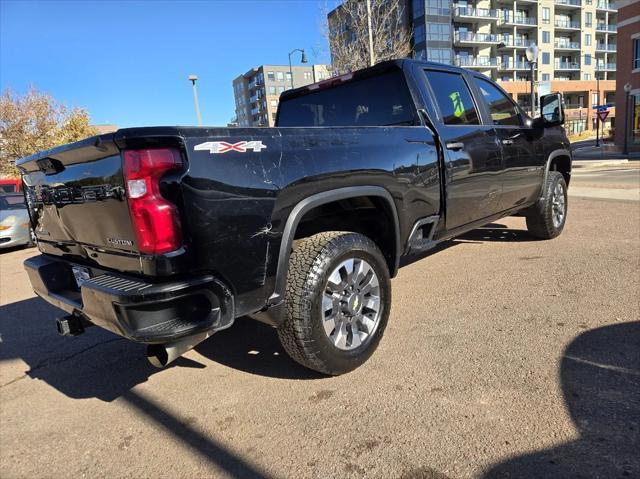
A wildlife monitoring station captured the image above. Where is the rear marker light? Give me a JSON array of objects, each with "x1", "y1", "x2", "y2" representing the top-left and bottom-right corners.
[{"x1": 123, "y1": 148, "x2": 183, "y2": 255}]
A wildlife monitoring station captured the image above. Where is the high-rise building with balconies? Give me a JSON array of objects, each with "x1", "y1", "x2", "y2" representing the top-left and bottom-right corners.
[
  {"x1": 233, "y1": 64, "x2": 332, "y2": 127},
  {"x1": 330, "y1": 0, "x2": 618, "y2": 135}
]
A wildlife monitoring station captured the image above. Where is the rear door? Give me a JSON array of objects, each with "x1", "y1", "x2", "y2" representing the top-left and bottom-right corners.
[
  {"x1": 470, "y1": 76, "x2": 544, "y2": 210},
  {"x1": 420, "y1": 68, "x2": 503, "y2": 230}
]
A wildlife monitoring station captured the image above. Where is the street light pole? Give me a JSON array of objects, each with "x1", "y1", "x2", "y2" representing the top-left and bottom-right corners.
[
  {"x1": 623, "y1": 83, "x2": 632, "y2": 155},
  {"x1": 188, "y1": 75, "x2": 202, "y2": 127},
  {"x1": 595, "y1": 62, "x2": 601, "y2": 147},
  {"x1": 525, "y1": 44, "x2": 539, "y2": 117},
  {"x1": 288, "y1": 49, "x2": 308, "y2": 90},
  {"x1": 530, "y1": 62, "x2": 536, "y2": 117}
]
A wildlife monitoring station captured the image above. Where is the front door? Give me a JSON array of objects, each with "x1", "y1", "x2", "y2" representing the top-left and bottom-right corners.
[
  {"x1": 470, "y1": 76, "x2": 544, "y2": 210},
  {"x1": 421, "y1": 68, "x2": 504, "y2": 230}
]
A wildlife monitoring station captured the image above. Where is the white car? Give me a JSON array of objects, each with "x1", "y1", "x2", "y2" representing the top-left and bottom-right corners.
[{"x1": 0, "y1": 193, "x2": 34, "y2": 249}]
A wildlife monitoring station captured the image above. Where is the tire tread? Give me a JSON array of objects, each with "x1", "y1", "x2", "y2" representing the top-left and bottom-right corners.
[{"x1": 277, "y1": 231, "x2": 388, "y2": 375}]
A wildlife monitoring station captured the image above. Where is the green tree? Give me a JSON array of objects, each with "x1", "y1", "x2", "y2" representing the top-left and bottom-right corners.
[{"x1": 0, "y1": 86, "x2": 98, "y2": 177}]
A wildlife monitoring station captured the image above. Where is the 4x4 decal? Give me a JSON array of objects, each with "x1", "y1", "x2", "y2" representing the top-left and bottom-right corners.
[{"x1": 194, "y1": 140, "x2": 267, "y2": 154}]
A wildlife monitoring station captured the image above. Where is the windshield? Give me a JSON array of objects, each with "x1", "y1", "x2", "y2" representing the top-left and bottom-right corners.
[{"x1": 0, "y1": 194, "x2": 26, "y2": 211}]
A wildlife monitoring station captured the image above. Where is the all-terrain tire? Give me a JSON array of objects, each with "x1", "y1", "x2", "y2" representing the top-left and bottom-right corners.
[
  {"x1": 277, "y1": 231, "x2": 391, "y2": 375},
  {"x1": 526, "y1": 171, "x2": 568, "y2": 239}
]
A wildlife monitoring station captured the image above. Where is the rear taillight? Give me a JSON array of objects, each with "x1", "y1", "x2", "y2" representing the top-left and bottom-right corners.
[{"x1": 123, "y1": 148, "x2": 183, "y2": 254}]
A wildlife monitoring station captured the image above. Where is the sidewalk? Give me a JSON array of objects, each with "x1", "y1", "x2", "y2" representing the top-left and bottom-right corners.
[
  {"x1": 569, "y1": 187, "x2": 640, "y2": 202},
  {"x1": 572, "y1": 144, "x2": 640, "y2": 161}
]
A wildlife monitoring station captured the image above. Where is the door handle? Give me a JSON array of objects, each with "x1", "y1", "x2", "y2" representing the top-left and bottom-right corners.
[{"x1": 446, "y1": 142, "x2": 464, "y2": 151}]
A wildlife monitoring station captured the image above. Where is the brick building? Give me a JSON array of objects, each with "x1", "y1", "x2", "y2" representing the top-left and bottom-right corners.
[{"x1": 614, "y1": 0, "x2": 640, "y2": 152}]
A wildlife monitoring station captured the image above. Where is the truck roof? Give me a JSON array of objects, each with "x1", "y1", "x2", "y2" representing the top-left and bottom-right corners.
[{"x1": 279, "y1": 58, "x2": 471, "y2": 102}]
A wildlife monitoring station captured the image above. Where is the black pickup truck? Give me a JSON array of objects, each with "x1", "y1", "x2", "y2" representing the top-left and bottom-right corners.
[{"x1": 18, "y1": 59, "x2": 571, "y2": 375}]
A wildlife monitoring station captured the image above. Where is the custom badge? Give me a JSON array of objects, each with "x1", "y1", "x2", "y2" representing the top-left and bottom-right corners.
[{"x1": 194, "y1": 140, "x2": 267, "y2": 154}]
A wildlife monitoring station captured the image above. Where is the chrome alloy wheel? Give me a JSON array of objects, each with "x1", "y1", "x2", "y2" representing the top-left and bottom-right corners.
[
  {"x1": 321, "y1": 257, "x2": 382, "y2": 351},
  {"x1": 551, "y1": 182, "x2": 566, "y2": 228}
]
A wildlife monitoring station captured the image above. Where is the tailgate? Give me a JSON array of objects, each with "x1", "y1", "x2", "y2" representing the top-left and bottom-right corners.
[{"x1": 18, "y1": 134, "x2": 149, "y2": 269}]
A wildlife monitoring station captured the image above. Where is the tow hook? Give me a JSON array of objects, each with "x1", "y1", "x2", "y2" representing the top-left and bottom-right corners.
[{"x1": 56, "y1": 314, "x2": 91, "y2": 336}]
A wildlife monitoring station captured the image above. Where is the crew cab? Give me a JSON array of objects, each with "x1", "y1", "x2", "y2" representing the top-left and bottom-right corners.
[{"x1": 17, "y1": 60, "x2": 571, "y2": 374}]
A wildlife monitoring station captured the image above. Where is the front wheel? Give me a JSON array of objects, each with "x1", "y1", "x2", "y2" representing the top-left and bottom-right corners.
[
  {"x1": 526, "y1": 171, "x2": 568, "y2": 239},
  {"x1": 277, "y1": 231, "x2": 391, "y2": 375}
]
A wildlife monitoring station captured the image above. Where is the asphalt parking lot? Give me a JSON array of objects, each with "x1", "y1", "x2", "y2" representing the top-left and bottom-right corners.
[{"x1": 1, "y1": 186, "x2": 639, "y2": 478}]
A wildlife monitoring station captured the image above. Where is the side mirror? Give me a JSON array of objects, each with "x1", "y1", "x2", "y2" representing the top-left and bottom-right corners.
[{"x1": 538, "y1": 92, "x2": 565, "y2": 128}]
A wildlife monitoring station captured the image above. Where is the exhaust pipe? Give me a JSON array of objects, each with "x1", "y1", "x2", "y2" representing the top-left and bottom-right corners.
[{"x1": 146, "y1": 331, "x2": 213, "y2": 368}]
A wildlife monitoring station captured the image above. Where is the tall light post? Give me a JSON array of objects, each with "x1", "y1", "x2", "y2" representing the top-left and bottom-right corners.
[
  {"x1": 288, "y1": 49, "x2": 308, "y2": 90},
  {"x1": 525, "y1": 44, "x2": 539, "y2": 117},
  {"x1": 188, "y1": 75, "x2": 202, "y2": 126},
  {"x1": 595, "y1": 61, "x2": 601, "y2": 147},
  {"x1": 623, "y1": 82, "x2": 633, "y2": 155}
]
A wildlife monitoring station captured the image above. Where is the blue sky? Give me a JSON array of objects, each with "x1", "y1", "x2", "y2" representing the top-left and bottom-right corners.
[{"x1": 0, "y1": 0, "x2": 335, "y2": 127}]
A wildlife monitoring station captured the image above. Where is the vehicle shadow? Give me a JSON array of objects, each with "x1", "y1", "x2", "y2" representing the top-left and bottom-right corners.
[
  {"x1": 458, "y1": 222, "x2": 538, "y2": 243},
  {"x1": 194, "y1": 317, "x2": 323, "y2": 380},
  {"x1": 483, "y1": 321, "x2": 640, "y2": 479},
  {"x1": 0, "y1": 297, "x2": 276, "y2": 478},
  {"x1": 401, "y1": 223, "x2": 537, "y2": 268},
  {"x1": 0, "y1": 299, "x2": 318, "y2": 403},
  {"x1": 0, "y1": 297, "x2": 159, "y2": 401}
]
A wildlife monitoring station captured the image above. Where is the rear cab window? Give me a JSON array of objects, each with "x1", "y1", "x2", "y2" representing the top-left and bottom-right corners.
[
  {"x1": 422, "y1": 70, "x2": 480, "y2": 125},
  {"x1": 276, "y1": 70, "x2": 417, "y2": 127}
]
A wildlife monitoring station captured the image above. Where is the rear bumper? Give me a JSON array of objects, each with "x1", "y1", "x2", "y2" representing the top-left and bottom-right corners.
[{"x1": 24, "y1": 255, "x2": 235, "y2": 343}]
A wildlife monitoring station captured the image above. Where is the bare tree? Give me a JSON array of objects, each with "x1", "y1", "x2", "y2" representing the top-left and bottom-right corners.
[{"x1": 323, "y1": 0, "x2": 413, "y2": 75}]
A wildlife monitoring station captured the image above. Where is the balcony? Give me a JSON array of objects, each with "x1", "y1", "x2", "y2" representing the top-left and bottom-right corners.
[
  {"x1": 454, "y1": 31, "x2": 501, "y2": 45},
  {"x1": 596, "y1": 1, "x2": 617, "y2": 11},
  {"x1": 596, "y1": 23, "x2": 617, "y2": 33},
  {"x1": 554, "y1": 41, "x2": 581, "y2": 50},
  {"x1": 499, "y1": 38, "x2": 535, "y2": 48},
  {"x1": 564, "y1": 103, "x2": 587, "y2": 109},
  {"x1": 598, "y1": 63, "x2": 617, "y2": 71},
  {"x1": 555, "y1": 61, "x2": 580, "y2": 70},
  {"x1": 596, "y1": 43, "x2": 617, "y2": 52},
  {"x1": 499, "y1": 61, "x2": 530, "y2": 71},
  {"x1": 554, "y1": 19, "x2": 581, "y2": 30},
  {"x1": 453, "y1": 7, "x2": 499, "y2": 21},
  {"x1": 500, "y1": 15, "x2": 537, "y2": 27},
  {"x1": 454, "y1": 57, "x2": 499, "y2": 69},
  {"x1": 555, "y1": 0, "x2": 581, "y2": 8}
]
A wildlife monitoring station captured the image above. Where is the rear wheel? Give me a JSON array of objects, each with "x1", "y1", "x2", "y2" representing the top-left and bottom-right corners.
[
  {"x1": 526, "y1": 171, "x2": 567, "y2": 239},
  {"x1": 277, "y1": 231, "x2": 391, "y2": 375}
]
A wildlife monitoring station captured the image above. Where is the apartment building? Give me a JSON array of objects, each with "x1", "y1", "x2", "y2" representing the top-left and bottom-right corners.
[
  {"x1": 330, "y1": 0, "x2": 618, "y2": 134},
  {"x1": 233, "y1": 64, "x2": 332, "y2": 127}
]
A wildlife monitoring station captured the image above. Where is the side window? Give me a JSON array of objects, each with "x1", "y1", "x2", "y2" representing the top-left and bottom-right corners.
[
  {"x1": 423, "y1": 70, "x2": 479, "y2": 125},
  {"x1": 475, "y1": 78, "x2": 523, "y2": 126}
]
